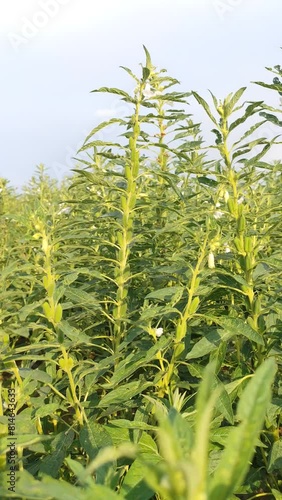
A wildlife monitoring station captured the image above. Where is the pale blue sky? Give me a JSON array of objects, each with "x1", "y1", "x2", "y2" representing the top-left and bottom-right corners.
[{"x1": 1, "y1": 0, "x2": 281, "y2": 188}]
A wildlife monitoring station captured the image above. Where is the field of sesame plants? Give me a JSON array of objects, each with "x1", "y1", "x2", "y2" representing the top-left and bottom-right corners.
[{"x1": 1, "y1": 48, "x2": 282, "y2": 499}]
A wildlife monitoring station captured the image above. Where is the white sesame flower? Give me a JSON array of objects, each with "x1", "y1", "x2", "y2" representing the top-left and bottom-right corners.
[
  {"x1": 155, "y1": 327, "x2": 164, "y2": 338},
  {"x1": 215, "y1": 202, "x2": 221, "y2": 208},
  {"x1": 58, "y1": 207, "x2": 71, "y2": 215},
  {"x1": 208, "y1": 252, "x2": 215, "y2": 269},
  {"x1": 224, "y1": 191, "x2": 229, "y2": 202},
  {"x1": 142, "y1": 83, "x2": 161, "y2": 100},
  {"x1": 143, "y1": 83, "x2": 155, "y2": 99},
  {"x1": 160, "y1": 475, "x2": 170, "y2": 488},
  {"x1": 238, "y1": 196, "x2": 244, "y2": 204},
  {"x1": 214, "y1": 210, "x2": 224, "y2": 220},
  {"x1": 224, "y1": 244, "x2": 231, "y2": 253}
]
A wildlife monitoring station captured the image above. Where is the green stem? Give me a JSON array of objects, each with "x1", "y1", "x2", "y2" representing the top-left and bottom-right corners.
[
  {"x1": 60, "y1": 346, "x2": 85, "y2": 426},
  {"x1": 113, "y1": 87, "x2": 142, "y2": 353}
]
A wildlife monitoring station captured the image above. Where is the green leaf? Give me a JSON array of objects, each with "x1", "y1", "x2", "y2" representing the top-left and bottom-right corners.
[
  {"x1": 145, "y1": 285, "x2": 184, "y2": 302},
  {"x1": 189, "y1": 363, "x2": 221, "y2": 499},
  {"x1": 34, "y1": 404, "x2": 61, "y2": 418},
  {"x1": 82, "y1": 118, "x2": 126, "y2": 145},
  {"x1": 209, "y1": 358, "x2": 276, "y2": 500},
  {"x1": 64, "y1": 288, "x2": 100, "y2": 309},
  {"x1": 215, "y1": 317, "x2": 264, "y2": 345},
  {"x1": 120, "y1": 432, "x2": 159, "y2": 500},
  {"x1": 253, "y1": 80, "x2": 282, "y2": 92},
  {"x1": 14, "y1": 470, "x2": 122, "y2": 500},
  {"x1": 39, "y1": 430, "x2": 74, "y2": 478},
  {"x1": 232, "y1": 119, "x2": 266, "y2": 147},
  {"x1": 78, "y1": 140, "x2": 125, "y2": 153},
  {"x1": 197, "y1": 176, "x2": 218, "y2": 187},
  {"x1": 97, "y1": 380, "x2": 153, "y2": 407},
  {"x1": 192, "y1": 91, "x2": 218, "y2": 125},
  {"x1": 18, "y1": 368, "x2": 52, "y2": 384},
  {"x1": 186, "y1": 329, "x2": 234, "y2": 360},
  {"x1": 58, "y1": 320, "x2": 91, "y2": 344},
  {"x1": 259, "y1": 111, "x2": 282, "y2": 126},
  {"x1": 214, "y1": 377, "x2": 234, "y2": 424},
  {"x1": 208, "y1": 90, "x2": 218, "y2": 110},
  {"x1": 80, "y1": 421, "x2": 112, "y2": 461},
  {"x1": 105, "y1": 419, "x2": 155, "y2": 431},
  {"x1": 142, "y1": 66, "x2": 150, "y2": 82},
  {"x1": 268, "y1": 439, "x2": 282, "y2": 472},
  {"x1": 91, "y1": 87, "x2": 135, "y2": 103},
  {"x1": 242, "y1": 140, "x2": 275, "y2": 167},
  {"x1": 105, "y1": 337, "x2": 171, "y2": 387},
  {"x1": 120, "y1": 66, "x2": 139, "y2": 82},
  {"x1": 225, "y1": 87, "x2": 246, "y2": 116},
  {"x1": 272, "y1": 489, "x2": 282, "y2": 500},
  {"x1": 229, "y1": 101, "x2": 263, "y2": 132},
  {"x1": 143, "y1": 45, "x2": 153, "y2": 71},
  {"x1": 80, "y1": 420, "x2": 112, "y2": 484}
]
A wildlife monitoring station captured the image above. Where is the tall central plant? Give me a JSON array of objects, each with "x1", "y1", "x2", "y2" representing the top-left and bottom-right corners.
[{"x1": 78, "y1": 47, "x2": 193, "y2": 354}]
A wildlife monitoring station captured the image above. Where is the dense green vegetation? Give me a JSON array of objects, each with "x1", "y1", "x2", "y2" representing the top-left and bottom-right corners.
[{"x1": 1, "y1": 48, "x2": 282, "y2": 499}]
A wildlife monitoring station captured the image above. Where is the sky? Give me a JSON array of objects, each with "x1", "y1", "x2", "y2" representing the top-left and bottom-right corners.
[{"x1": 1, "y1": 0, "x2": 282, "y2": 188}]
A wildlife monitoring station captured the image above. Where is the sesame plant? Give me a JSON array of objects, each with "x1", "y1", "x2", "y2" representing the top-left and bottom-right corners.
[{"x1": 1, "y1": 48, "x2": 282, "y2": 499}]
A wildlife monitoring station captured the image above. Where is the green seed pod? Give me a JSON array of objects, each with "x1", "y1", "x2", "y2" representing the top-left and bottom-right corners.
[
  {"x1": 237, "y1": 214, "x2": 246, "y2": 233},
  {"x1": 129, "y1": 193, "x2": 136, "y2": 209},
  {"x1": 121, "y1": 195, "x2": 127, "y2": 211},
  {"x1": 174, "y1": 342, "x2": 185, "y2": 359},
  {"x1": 43, "y1": 275, "x2": 49, "y2": 290},
  {"x1": 57, "y1": 329, "x2": 64, "y2": 344},
  {"x1": 129, "y1": 136, "x2": 134, "y2": 149},
  {"x1": 245, "y1": 254, "x2": 252, "y2": 271},
  {"x1": 66, "y1": 387, "x2": 74, "y2": 403},
  {"x1": 133, "y1": 122, "x2": 140, "y2": 136},
  {"x1": 217, "y1": 105, "x2": 224, "y2": 116},
  {"x1": 194, "y1": 277, "x2": 201, "y2": 289},
  {"x1": 42, "y1": 237, "x2": 49, "y2": 254},
  {"x1": 238, "y1": 255, "x2": 246, "y2": 271},
  {"x1": 43, "y1": 302, "x2": 53, "y2": 321},
  {"x1": 125, "y1": 165, "x2": 131, "y2": 179},
  {"x1": 189, "y1": 296, "x2": 200, "y2": 315},
  {"x1": 234, "y1": 237, "x2": 244, "y2": 253},
  {"x1": 244, "y1": 236, "x2": 252, "y2": 253},
  {"x1": 253, "y1": 297, "x2": 261, "y2": 315},
  {"x1": 54, "y1": 303, "x2": 62, "y2": 324},
  {"x1": 227, "y1": 198, "x2": 236, "y2": 215},
  {"x1": 247, "y1": 316, "x2": 257, "y2": 330},
  {"x1": 117, "y1": 232, "x2": 123, "y2": 246}
]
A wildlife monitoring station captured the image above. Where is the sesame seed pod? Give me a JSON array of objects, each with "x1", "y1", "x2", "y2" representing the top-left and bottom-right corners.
[
  {"x1": 234, "y1": 237, "x2": 244, "y2": 253},
  {"x1": 244, "y1": 236, "x2": 253, "y2": 253},
  {"x1": 237, "y1": 214, "x2": 246, "y2": 233},
  {"x1": 253, "y1": 297, "x2": 261, "y2": 315},
  {"x1": 189, "y1": 296, "x2": 200, "y2": 315},
  {"x1": 227, "y1": 198, "x2": 236, "y2": 215}
]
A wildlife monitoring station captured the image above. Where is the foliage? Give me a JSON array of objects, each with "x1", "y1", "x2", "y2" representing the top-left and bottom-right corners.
[{"x1": 1, "y1": 49, "x2": 282, "y2": 499}]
